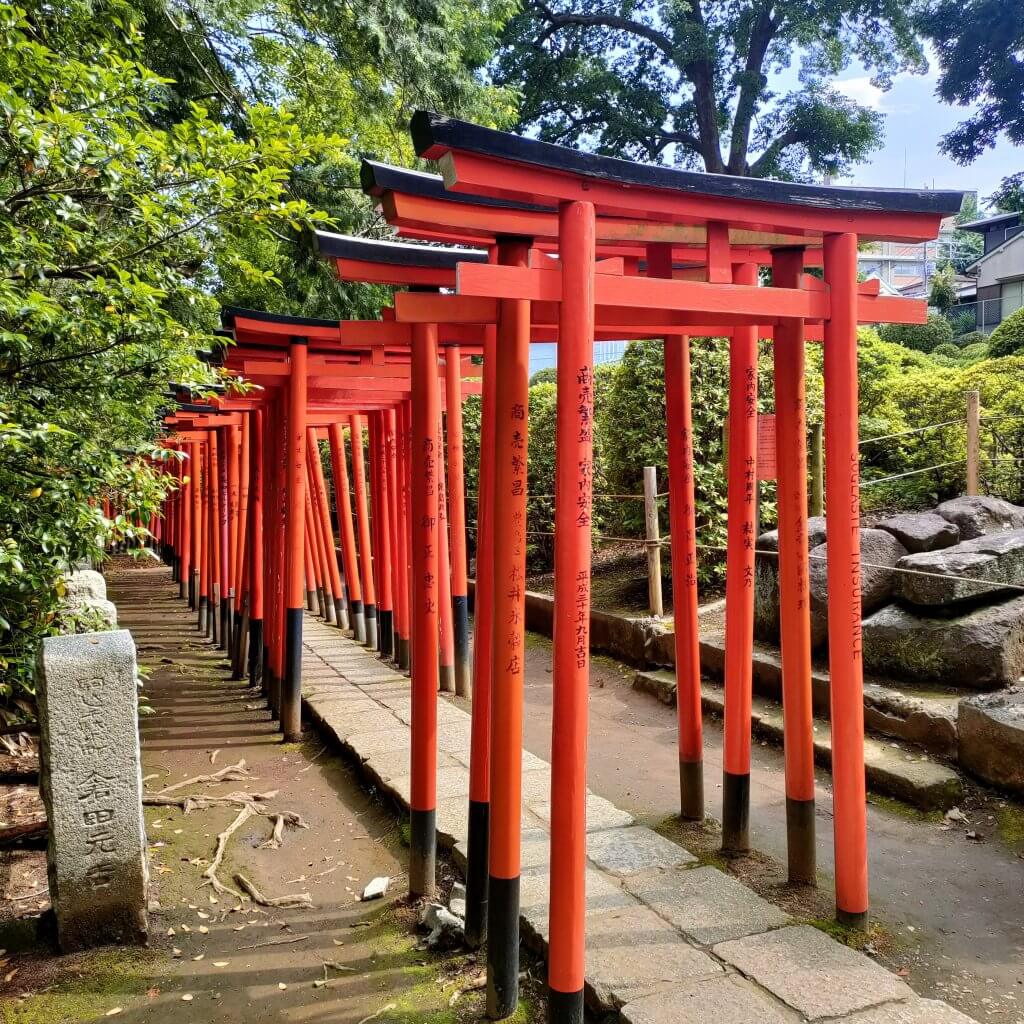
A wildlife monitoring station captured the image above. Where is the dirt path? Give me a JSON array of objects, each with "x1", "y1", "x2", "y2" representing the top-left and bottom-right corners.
[
  {"x1": 511, "y1": 630, "x2": 1024, "y2": 1024},
  {"x1": 0, "y1": 561, "x2": 544, "y2": 1024}
]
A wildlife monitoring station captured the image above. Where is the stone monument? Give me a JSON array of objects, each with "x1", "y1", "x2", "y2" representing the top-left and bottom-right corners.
[{"x1": 37, "y1": 629, "x2": 148, "y2": 951}]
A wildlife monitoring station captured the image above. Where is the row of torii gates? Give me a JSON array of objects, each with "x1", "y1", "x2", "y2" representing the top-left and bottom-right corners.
[{"x1": 148, "y1": 114, "x2": 962, "y2": 1023}]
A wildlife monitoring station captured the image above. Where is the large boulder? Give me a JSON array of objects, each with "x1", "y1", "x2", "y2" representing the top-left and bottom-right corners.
[
  {"x1": 936, "y1": 495, "x2": 1024, "y2": 540},
  {"x1": 807, "y1": 529, "x2": 907, "y2": 648},
  {"x1": 753, "y1": 517, "x2": 827, "y2": 643},
  {"x1": 862, "y1": 596, "x2": 1024, "y2": 689},
  {"x1": 897, "y1": 529, "x2": 1024, "y2": 607},
  {"x1": 876, "y1": 512, "x2": 960, "y2": 553},
  {"x1": 958, "y1": 689, "x2": 1024, "y2": 795}
]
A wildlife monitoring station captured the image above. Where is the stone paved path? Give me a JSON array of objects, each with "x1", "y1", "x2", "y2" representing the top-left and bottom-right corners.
[{"x1": 301, "y1": 617, "x2": 979, "y2": 1023}]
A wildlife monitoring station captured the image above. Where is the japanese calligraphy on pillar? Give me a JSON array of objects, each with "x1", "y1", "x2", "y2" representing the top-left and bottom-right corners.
[
  {"x1": 505, "y1": 401, "x2": 527, "y2": 677},
  {"x1": 574, "y1": 366, "x2": 594, "y2": 669},
  {"x1": 422, "y1": 433, "x2": 437, "y2": 616}
]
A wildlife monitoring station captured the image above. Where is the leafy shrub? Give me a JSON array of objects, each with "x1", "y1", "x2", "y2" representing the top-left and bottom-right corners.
[
  {"x1": 946, "y1": 308, "x2": 978, "y2": 338},
  {"x1": 879, "y1": 312, "x2": 955, "y2": 352},
  {"x1": 988, "y1": 307, "x2": 1024, "y2": 357},
  {"x1": 932, "y1": 342, "x2": 960, "y2": 358},
  {"x1": 958, "y1": 342, "x2": 990, "y2": 363},
  {"x1": 955, "y1": 330, "x2": 986, "y2": 348}
]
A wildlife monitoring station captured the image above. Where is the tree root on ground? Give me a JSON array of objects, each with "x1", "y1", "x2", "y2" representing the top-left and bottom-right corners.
[
  {"x1": 234, "y1": 871, "x2": 313, "y2": 909},
  {"x1": 143, "y1": 789, "x2": 279, "y2": 814},
  {"x1": 151, "y1": 759, "x2": 253, "y2": 795}
]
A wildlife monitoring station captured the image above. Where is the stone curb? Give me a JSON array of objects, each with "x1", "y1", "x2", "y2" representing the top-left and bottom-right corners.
[
  {"x1": 633, "y1": 669, "x2": 963, "y2": 811},
  {"x1": 298, "y1": 616, "x2": 977, "y2": 1024}
]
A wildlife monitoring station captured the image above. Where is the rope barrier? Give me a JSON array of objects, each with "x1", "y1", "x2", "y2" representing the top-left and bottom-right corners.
[
  {"x1": 860, "y1": 460, "x2": 967, "y2": 486},
  {"x1": 463, "y1": 525, "x2": 1024, "y2": 594},
  {"x1": 859, "y1": 418, "x2": 964, "y2": 445}
]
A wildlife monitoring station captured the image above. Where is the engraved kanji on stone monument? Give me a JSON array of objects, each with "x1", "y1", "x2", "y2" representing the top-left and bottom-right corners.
[{"x1": 37, "y1": 629, "x2": 149, "y2": 951}]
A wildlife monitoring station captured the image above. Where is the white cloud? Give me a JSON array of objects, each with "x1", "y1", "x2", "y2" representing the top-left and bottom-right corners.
[{"x1": 835, "y1": 76, "x2": 886, "y2": 109}]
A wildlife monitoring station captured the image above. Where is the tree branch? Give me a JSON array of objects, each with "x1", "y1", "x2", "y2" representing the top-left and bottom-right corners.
[
  {"x1": 529, "y1": 1, "x2": 676, "y2": 61},
  {"x1": 726, "y1": 2, "x2": 778, "y2": 175},
  {"x1": 747, "y1": 127, "x2": 807, "y2": 176}
]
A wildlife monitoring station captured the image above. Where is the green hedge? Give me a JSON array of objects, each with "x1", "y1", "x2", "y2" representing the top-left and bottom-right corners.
[
  {"x1": 988, "y1": 307, "x2": 1024, "y2": 357},
  {"x1": 879, "y1": 312, "x2": 955, "y2": 353}
]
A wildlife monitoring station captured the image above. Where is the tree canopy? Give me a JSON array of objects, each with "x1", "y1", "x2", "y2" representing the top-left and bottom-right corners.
[
  {"x1": 493, "y1": 0, "x2": 927, "y2": 179},
  {"x1": 918, "y1": 0, "x2": 1024, "y2": 164}
]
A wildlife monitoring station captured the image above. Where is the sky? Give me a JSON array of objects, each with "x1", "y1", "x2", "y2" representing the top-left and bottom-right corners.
[{"x1": 832, "y1": 55, "x2": 1019, "y2": 202}]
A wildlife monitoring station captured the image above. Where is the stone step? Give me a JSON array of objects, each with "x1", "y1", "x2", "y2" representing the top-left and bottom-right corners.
[
  {"x1": 633, "y1": 667, "x2": 963, "y2": 811},
  {"x1": 697, "y1": 631, "x2": 960, "y2": 757}
]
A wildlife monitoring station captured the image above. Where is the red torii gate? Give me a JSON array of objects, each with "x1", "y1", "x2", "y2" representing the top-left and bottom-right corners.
[
  {"x1": 367, "y1": 113, "x2": 960, "y2": 1021},
  {"x1": 149, "y1": 113, "x2": 963, "y2": 1024}
]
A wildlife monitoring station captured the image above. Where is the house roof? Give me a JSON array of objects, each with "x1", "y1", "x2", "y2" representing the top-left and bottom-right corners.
[
  {"x1": 966, "y1": 224, "x2": 1024, "y2": 273},
  {"x1": 959, "y1": 211, "x2": 1021, "y2": 232}
]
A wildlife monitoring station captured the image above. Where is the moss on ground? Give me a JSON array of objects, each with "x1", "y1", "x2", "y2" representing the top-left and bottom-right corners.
[
  {"x1": 996, "y1": 803, "x2": 1024, "y2": 848},
  {"x1": 867, "y1": 793, "x2": 944, "y2": 824},
  {"x1": 1, "y1": 948, "x2": 160, "y2": 1024}
]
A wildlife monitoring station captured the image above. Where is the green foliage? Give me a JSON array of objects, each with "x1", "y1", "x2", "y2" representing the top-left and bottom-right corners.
[
  {"x1": 529, "y1": 367, "x2": 558, "y2": 386},
  {"x1": 137, "y1": 0, "x2": 517, "y2": 318},
  {"x1": 932, "y1": 341, "x2": 960, "y2": 358},
  {"x1": 988, "y1": 307, "x2": 1024, "y2": 357},
  {"x1": 928, "y1": 263, "x2": 957, "y2": 315},
  {"x1": 957, "y1": 341, "x2": 990, "y2": 363},
  {"x1": 0, "y1": 0, "x2": 337, "y2": 717},
  {"x1": 918, "y1": 0, "x2": 1024, "y2": 163},
  {"x1": 954, "y1": 330, "x2": 987, "y2": 348},
  {"x1": 989, "y1": 173, "x2": 1024, "y2": 214},
  {"x1": 494, "y1": 0, "x2": 925, "y2": 179},
  {"x1": 879, "y1": 313, "x2": 955, "y2": 353},
  {"x1": 856, "y1": 331, "x2": 1024, "y2": 510}
]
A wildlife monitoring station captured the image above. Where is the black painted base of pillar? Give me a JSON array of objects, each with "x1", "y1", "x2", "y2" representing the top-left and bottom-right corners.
[
  {"x1": 486, "y1": 875, "x2": 521, "y2": 1020},
  {"x1": 836, "y1": 907, "x2": 869, "y2": 930},
  {"x1": 453, "y1": 595, "x2": 470, "y2": 694},
  {"x1": 350, "y1": 599, "x2": 366, "y2": 644},
  {"x1": 364, "y1": 604, "x2": 378, "y2": 649},
  {"x1": 282, "y1": 607, "x2": 303, "y2": 741},
  {"x1": 397, "y1": 636, "x2": 410, "y2": 671},
  {"x1": 333, "y1": 596, "x2": 349, "y2": 630},
  {"x1": 198, "y1": 596, "x2": 208, "y2": 634},
  {"x1": 679, "y1": 758, "x2": 704, "y2": 821},
  {"x1": 721, "y1": 771, "x2": 750, "y2": 855},
  {"x1": 547, "y1": 988, "x2": 583, "y2": 1024},
  {"x1": 464, "y1": 799, "x2": 489, "y2": 949},
  {"x1": 248, "y1": 618, "x2": 263, "y2": 688},
  {"x1": 409, "y1": 807, "x2": 436, "y2": 898},
  {"x1": 379, "y1": 610, "x2": 394, "y2": 660},
  {"x1": 219, "y1": 598, "x2": 231, "y2": 651},
  {"x1": 786, "y1": 797, "x2": 817, "y2": 885},
  {"x1": 231, "y1": 609, "x2": 249, "y2": 680},
  {"x1": 439, "y1": 663, "x2": 455, "y2": 694}
]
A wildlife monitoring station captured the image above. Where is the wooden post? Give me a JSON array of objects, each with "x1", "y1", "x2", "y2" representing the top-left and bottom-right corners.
[
  {"x1": 487, "y1": 237, "x2": 531, "y2": 1021},
  {"x1": 810, "y1": 422, "x2": 824, "y2": 517},
  {"x1": 466, "y1": 322, "x2": 497, "y2": 951},
  {"x1": 772, "y1": 248, "x2": 816, "y2": 886},
  {"x1": 282, "y1": 337, "x2": 307, "y2": 743},
  {"x1": 722, "y1": 261, "x2": 759, "y2": 856},
  {"x1": 329, "y1": 422, "x2": 364, "y2": 641},
  {"x1": 643, "y1": 466, "x2": 663, "y2": 616},
  {"x1": 410, "y1": 323, "x2": 440, "y2": 898},
  {"x1": 248, "y1": 408, "x2": 264, "y2": 689},
  {"x1": 445, "y1": 348, "x2": 471, "y2": 697},
  {"x1": 548, "y1": 200, "x2": 596, "y2": 1024},
  {"x1": 823, "y1": 232, "x2": 868, "y2": 928},
  {"x1": 350, "y1": 413, "x2": 378, "y2": 648},
  {"x1": 966, "y1": 390, "x2": 980, "y2": 496},
  {"x1": 656, "y1": 235, "x2": 703, "y2": 822}
]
